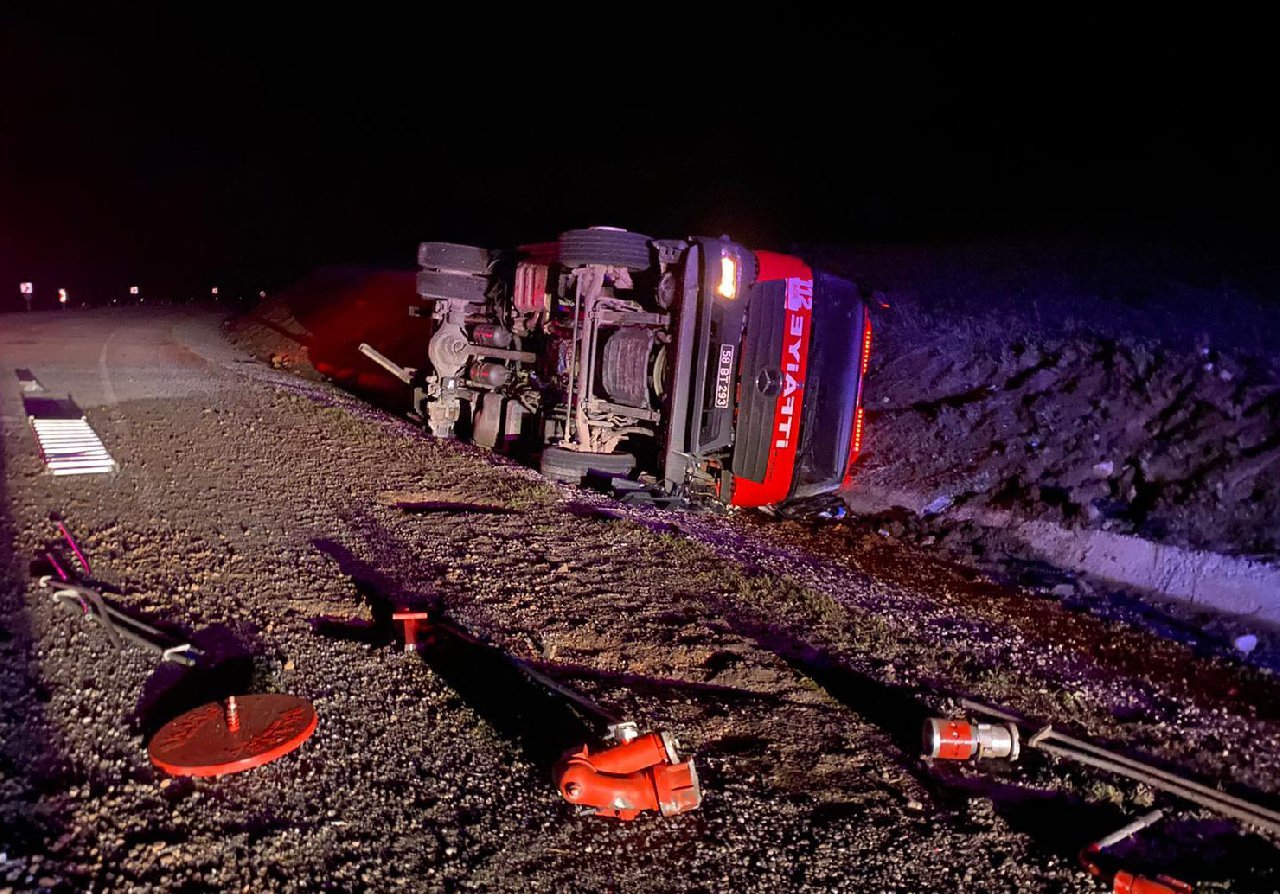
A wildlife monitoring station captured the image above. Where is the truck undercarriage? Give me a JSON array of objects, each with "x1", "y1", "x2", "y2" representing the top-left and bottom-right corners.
[{"x1": 361, "y1": 228, "x2": 871, "y2": 510}]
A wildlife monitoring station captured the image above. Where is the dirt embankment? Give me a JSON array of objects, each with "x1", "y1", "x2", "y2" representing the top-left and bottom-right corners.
[{"x1": 808, "y1": 242, "x2": 1280, "y2": 567}]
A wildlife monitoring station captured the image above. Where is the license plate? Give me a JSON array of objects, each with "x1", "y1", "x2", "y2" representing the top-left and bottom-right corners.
[{"x1": 714, "y1": 343, "x2": 735, "y2": 409}]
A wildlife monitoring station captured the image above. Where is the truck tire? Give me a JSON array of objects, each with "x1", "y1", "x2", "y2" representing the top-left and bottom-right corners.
[
  {"x1": 417, "y1": 241, "x2": 492, "y2": 275},
  {"x1": 416, "y1": 269, "x2": 490, "y2": 303},
  {"x1": 540, "y1": 446, "x2": 636, "y2": 484},
  {"x1": 558, "y1": 228, "x2": 653, "y2": 271}
]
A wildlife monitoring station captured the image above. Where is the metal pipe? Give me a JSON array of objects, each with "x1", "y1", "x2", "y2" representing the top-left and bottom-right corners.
[
  {"x1": 1036, "y1": 741, "x2": 1280, "y2": 836},
  {"x1": 466, "y1": 345, "x2": 537, "y2": 364},
  {"x1": 1092, "y1": 809, "x2": 1165, "y2": 851},
  {"x1": 961, "y1": 699, "x2": 1280, "y2": 833},
  {"x1": 45, "y1": 579, "x2": 200, "y2": 667},
  {"x1": 577, "y1": 278, "x2": 601, "y2": 450},
  {"x1": 358, "y1": 343, "x2": 415, "y2": 384},
  {"x1": 432, "y1": 617, "x2": 619, "y2": 726}
]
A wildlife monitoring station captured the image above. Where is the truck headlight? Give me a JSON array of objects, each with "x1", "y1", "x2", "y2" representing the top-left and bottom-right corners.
[{"x1": 716, "y1": 255, "x2": 738, "y2": 300}]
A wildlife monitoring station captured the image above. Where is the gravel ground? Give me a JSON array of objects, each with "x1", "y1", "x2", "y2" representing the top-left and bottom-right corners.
[{"x1": 1, "y1": 308, "x2": 1278, "y2": 892}]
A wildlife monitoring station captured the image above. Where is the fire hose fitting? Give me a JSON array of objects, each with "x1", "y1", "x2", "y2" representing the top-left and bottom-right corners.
[
  {"x1": 554, "y1": 728, "x2": 701, "y2": 821},
  {"x1": 1111, "y1": 871, "x2": 1193, "y2": 894},
  {"x1": 1079, "y1": 811, "x2": 1194, "y2": 894},
  {"x1": 922, "y1": 717, "x2": 1020, "y2": 761}
]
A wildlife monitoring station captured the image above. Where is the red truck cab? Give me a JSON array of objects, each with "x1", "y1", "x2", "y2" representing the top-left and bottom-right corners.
[{"x1": 363, "y1": 229, "x2": 871, "y2": 511}]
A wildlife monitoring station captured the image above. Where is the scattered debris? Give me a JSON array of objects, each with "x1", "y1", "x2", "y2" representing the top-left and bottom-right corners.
[
  {"x1": 53, "y1": 516, "x2": 92, "y2": 576},
  {"x1": 17, "y1": 373, "x2": 118, "y2": 475},
  {"x1": 922, "y1": 495, "x2": 954, "y2": 516},
  {"x1": 391, "y1": 608, "x2": 431, "y2": 652},
  {"x1": 148, "y1": 694, "x2": 319, "y2": 777},
  {"x1": 34, "y1": 519, "x2": 201, "y2": 665},
  {"x1": 924, "y1": 700, "x2": 1280, "y2": 837},
  {"x1": 1109, "y1": 870, "x2": 1193, "y2": 894},
  {"x1": 1079, "y1": 810, "x2": 1193, "y2": 894},
  {"x1": 28, "y1": 416, "x2": 117, "y2": 476},
  {"x1": 1233, "y1": 634, "x2": 1259, "y2": 654},
  {"x1": 39, "y1": 577, "x2": 201, "y2": 666},
  {"x1": 922, "y1": 716, "x2": 1019, "y2": 760},
  {"x1": 555, "y1": 722, "x2": 702, "y2": 821},
  {"x1": 390, "y1": 608, "x2": 703, "y2": 821},
  {"x1": 30, "y1": 515, "x2": 316, "y2": 778}
]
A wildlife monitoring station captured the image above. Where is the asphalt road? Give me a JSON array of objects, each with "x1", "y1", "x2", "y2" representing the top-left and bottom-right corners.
[{"x1": 1, "y1": 307, "x2": 1277, "y2": 892}]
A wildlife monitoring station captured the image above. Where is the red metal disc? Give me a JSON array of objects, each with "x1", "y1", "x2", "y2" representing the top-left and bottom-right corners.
[{"x1": 148, "y1": 694, "x2": 318, "y2": 777}]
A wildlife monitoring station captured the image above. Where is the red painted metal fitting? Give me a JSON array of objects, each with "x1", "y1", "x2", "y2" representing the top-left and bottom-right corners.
[
  {"x1": 651, "y1": 757, "x2": 702, "y2": 816},
  {"x1": 149, "y1": 694, "x2": 318, "y2": 777},
  {"x1": 922, "y1": 717, "x2": 1019, "y2": 760},
  {"x1": 587, "y1": 731, "x2": 670, "y2": 775},
  {"x1": 554, "y1": 728, "x2": 702, "y2": 821},
  {"x1": 1112, "y1": 871, "x2": 1193, "y2": 894},
  {"x1": 1079, "y1": 810, "x2": 1193, "y2": 894},
  {"x1": 392, "y1": 609, "x2": 431, "y2": 651}
]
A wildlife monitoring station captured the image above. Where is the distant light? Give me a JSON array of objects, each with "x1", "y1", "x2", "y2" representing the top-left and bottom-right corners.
[
  {"x1": 20, "y1": 281, "x2": 33, "y2": 294},
  {"x1": 717, "y1": 255, "x2": 738, "y2": 300},
  {"x1": 129, "y1": 286, "x2": 139, "y2": 295},
  {"x1": 211, "y1": 287, "x2": 219, "y2": 296},
  {"x1": 259, "y1": 290, "x2": 266, "y2": 298},
  {"x1": 58, "y1": 288, "x2": 68, "y2": 304}
]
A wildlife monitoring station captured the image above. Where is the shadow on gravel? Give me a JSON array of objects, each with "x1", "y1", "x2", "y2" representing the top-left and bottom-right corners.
[
  {"x1": 930, "y1": 774, "x2": 1279, "y2": 889},
  {"x1": 413, "y1": 628, "x2": 599, "y2": 770},
  {"x1": 311, "y1": 537, "x2": 426, "y2": 620},
  {"x1": 391, "y1": 501, "x2": 520, "y2": 516},
  {"x1": 19, "y1": 394, "x2": 84, "y2": 420},
  {"x1": 308, "y1": 537, "x2": 596, "y2": 769},
  {"x1": 132, "y1": 625, "x2": 259, "y2": 738},
  {"x1": 0, "y1": 436, "x2": 71, "y2": 861},
  {"x1": 716, "y1": 608, "x2": 934, "y2": 760},
  {"x1": 711, "y1": 602, "x2": 1169, "y2": 861},
  {"x1": 538, "y1": 660, "x2": 793, "y2": 710},
  {"x1": 720, "y1": 600, "x2": 1280, "y2": 885}
]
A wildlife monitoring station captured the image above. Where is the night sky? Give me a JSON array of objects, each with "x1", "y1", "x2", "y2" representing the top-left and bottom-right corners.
[{"x1": 2, "y1": 14, "x2": 1275, "y2": 307}]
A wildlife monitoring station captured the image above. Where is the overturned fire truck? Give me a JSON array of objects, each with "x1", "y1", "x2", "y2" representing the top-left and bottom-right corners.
[{"x1": 360, "y1": 228, "x2": 871, "y2": 509}]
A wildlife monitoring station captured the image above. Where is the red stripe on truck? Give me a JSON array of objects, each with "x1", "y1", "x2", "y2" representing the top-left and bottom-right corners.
[{"x1": 732, "y1": 253, "x2": 813, "y2": 507}]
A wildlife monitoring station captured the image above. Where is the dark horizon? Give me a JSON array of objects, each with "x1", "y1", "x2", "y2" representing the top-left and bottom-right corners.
[{"x1": 3, "y1": 14, "x2": 1278, "y2": 307}]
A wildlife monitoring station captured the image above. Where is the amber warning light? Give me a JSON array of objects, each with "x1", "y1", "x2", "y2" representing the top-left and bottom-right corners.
[{"x1": 717, "y1": 255, "x2": 738, "y2": 300}]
